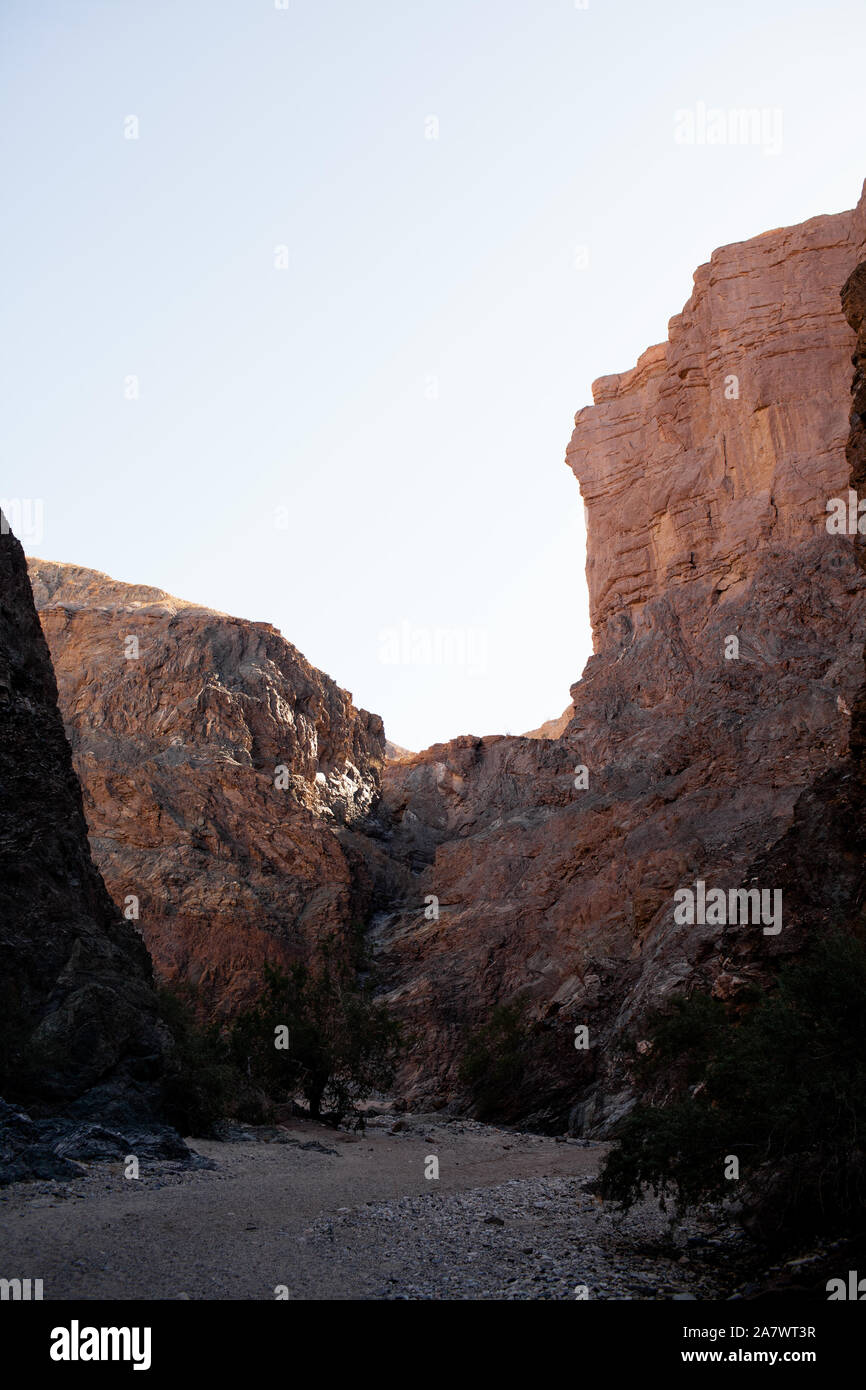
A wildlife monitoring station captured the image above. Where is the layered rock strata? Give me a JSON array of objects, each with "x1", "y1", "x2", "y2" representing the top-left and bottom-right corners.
[{"x1": 369, "y1": 183, "x2": 866, "y2": 1128}]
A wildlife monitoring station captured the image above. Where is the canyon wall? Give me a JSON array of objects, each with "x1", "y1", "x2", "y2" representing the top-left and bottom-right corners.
[
  {"x1": 0, "y1": 522, "x2": 166, "y2": 1119},
  {"x1": 28, "y1": 561, "x2": 387, "y2": 1014},
  {"x1": 27, "y1": 180, "x2": 866, "y2": 1135},
  {"x1": 720, "y1": 258, "x2": 866, "y2": 1004},
  {"x1": 369, "y1": 182, "x2": 866, "y2": 1129}
]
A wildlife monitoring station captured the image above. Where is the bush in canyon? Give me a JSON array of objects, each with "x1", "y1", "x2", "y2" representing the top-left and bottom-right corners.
[
  {"x1": 600, "y1": 932, "x2": 866, "y2": 1249},
  {"x1": 158, "y1": 988, "x2": 237, "y2": 1136},
  {"x1": 459, "y1": 996, "x2": 533, "y2": 1120},
  {"x1": 229, "y1": 947, "x2": 402, "y2": 1125}
]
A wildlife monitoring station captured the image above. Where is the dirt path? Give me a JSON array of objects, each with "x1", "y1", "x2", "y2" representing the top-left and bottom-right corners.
[{"x1": 0, "y1": 1114, "x2": 727, "y2": 1300}]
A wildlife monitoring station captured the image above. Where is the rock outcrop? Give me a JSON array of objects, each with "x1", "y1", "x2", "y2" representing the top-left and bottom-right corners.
[
  {"x1": 368, "y1": 182, "x2": 866, "y2": 1129},
  {"x1": 522, "y1": 704, "x2": 575, "y2": 740},
  {"x1": 0, "y1": 517, "x2": 182, "y2": 1178},
  {"x1": 28, "y1": 561, "x2": 386, "y2": 1014},
  {"x1": 722, "y1": 257, "x2": 866, "y2": 988}
]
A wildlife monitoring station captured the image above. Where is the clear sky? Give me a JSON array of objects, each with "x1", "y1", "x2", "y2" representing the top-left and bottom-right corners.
[{"x1": 2, "y1": 1, "x2": 864, "y2": 750}]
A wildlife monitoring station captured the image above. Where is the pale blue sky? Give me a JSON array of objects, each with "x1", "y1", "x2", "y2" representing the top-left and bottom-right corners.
[{"x1": 2, "y1": 0, "x2": 864, "y2": 749}]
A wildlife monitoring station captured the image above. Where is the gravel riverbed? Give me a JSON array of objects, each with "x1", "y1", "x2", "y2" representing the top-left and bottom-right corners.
[{"x1": 0, "y1": 1111, "x2": 739, "y2": 1300}]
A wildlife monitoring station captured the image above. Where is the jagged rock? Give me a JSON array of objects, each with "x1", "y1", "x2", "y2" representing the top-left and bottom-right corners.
[
  {"x1": 367, "y1": 181, "x2": 866, "y2": 1123},
  {"x1": 0, "y1": 1096, "x2": 193, "y2": 1184},
  {"x1": 523, "y1": 705, "x2": 575, "y2": 740},
  {"x1": 716, "y1": 250, "x2": 866, "y2": 978},
  {"x1": 0, "y1": 520, "x2": 168, "y2": 1114},
  {"x1": 27, "y1": 560, "x2": 386, "y2": 1015}
]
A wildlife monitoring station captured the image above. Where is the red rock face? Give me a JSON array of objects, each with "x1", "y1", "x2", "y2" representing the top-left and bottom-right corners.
[
  {"x1": 370, "y1": 182, "x2": 866, "y2": 1129},
  {"x1": 570, "y1": 195, "x2": 866, "y2": 656},
  {"x1": 29, "y1": 181, "x2": 866, "y2": 1134},
  {"x1": 28, "y1": 561, "x2": 385, "y2": 1016}
]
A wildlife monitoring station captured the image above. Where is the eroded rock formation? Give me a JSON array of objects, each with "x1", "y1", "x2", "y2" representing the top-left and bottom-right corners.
[
  {"x1": 368, "y1": 182, "x2": 866, "y2": 1129},
  {"x1": 722, "y1": 254, "x2": 866, "y2": 989},
  {"x1": 28, "y1": 561, "x2": 386, "y2": 1014}
]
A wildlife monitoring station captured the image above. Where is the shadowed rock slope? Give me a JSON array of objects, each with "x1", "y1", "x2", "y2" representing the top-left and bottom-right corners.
[
  {"x1": 716, "y1": 256, "x2": 866, "y2": 1000},
  {"x1": 0, "y1": 518, "x2": 186, "y2": 1180}
]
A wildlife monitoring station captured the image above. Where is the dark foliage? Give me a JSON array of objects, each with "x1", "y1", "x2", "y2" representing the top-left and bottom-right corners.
[
  {"x1": 600, "y1": 933, "x2": 866, "y2": 1249},
  {"x1": 158, "y1": 987, "x2": 237, "y2": 1136},
  {"x1": 458, "y1": 996, "x2": 533, "y2": 1120},
  {"x1": 229, "y1": 945, "x2": 402, "y2": 1126}
]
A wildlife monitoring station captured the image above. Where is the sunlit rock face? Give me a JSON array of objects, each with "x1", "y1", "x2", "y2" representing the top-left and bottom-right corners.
[
  {"x1": 368, "y1": 183, "x2": 866, "y2": 1129},
  {"x1": 28, "y1": 560, "x2": 386, "y2": 1016}
]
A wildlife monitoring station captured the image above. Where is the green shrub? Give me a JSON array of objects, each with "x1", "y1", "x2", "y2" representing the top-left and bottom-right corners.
[
  {"x1": 156, "y1": 936, "x2": 402, "y2": 1133},
  {"x1": 229, "y1": 945, "x2": 402, "y2": 1125},
  {"x1": 635, "y1": 990, "x2": 730, "y2": 1084},
  {"x1": 459, "y1": 996, "x2": 532, "y2": 1120},
  {"x1": 600, "y1": 932, "x2": 866, "y2": 1248},
  {"x1": 157, "y1": 987, "x2": 238, "y2": 1137}
]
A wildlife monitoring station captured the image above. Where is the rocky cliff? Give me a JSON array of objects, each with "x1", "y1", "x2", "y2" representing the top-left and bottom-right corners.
[
  {"x1": 26, "y1": 182, "x2": 866, "y2": 1136},
  {"x1": 0, "y1": 517, "x2": 178, "y2": 1177},
  {"x1": 27, "y1": 561, "x2": 387, "y2": 1014},
  {"x1": 368, "y1": 182, "x2": 866, "y2": 1129},
  {"x1": 718, "y1": 257, "x2": 866, "y2": 1002}
]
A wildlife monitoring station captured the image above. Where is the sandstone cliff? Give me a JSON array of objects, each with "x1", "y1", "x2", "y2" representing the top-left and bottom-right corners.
[
  {"x1": 368, "y1": 182, "x2": 866, "y2": 1129},
  {"x1": 28, "y1": 561, "x2": 387, "y2": 1014},
  {"x1": 716, "y1": 258, "x2": 866, "y2": 999}
]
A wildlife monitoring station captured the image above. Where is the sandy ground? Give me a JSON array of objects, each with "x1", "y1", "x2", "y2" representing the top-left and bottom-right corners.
[{"x1": 0, "y1": 1114, "x2": 728, "y2": 1300}]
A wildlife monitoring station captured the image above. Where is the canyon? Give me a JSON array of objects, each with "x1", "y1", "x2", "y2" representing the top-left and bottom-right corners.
[{"x1": 17, "y1": 178, "x2": 866, "y2": 1137}]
